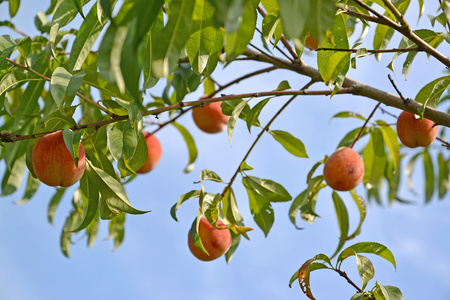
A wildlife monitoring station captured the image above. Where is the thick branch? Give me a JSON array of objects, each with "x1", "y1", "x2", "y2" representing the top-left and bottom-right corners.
[
  {"x1": 244, "y1": 47, "x2": 450, "y2": 127},
  {"x1": 342, "y1": 3, "x2": 450, "y2": 69}
]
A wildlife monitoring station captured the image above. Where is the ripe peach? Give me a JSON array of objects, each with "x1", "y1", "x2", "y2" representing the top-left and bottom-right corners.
[
  {"x1": 192, "y1": 101, "x2": 230, "y2": 134},
  {"x1": 397, "y1": 111, "x2": 439, "y2": 148},
  {"x1": 323, "y1": 147, "x2": 364, "y2": 191},
  {"x1": 32, "y1": 130, "x2": 86, "y2": 187},
  {"x1": 188, "y1": 217, "x2": 232, "y2": 261},
  {"x1": 305, "y1": 34, "x2": 318, "y2": 50},
  {"x1": 136, "y1": 131, "x2": 162, "y2": 174}
]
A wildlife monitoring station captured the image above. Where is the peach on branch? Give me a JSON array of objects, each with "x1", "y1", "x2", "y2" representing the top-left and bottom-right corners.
[
  {"x1": 32, "y1": 130, "x2": 86, "y2": 187},
  {"x1": 136, "y1": 131, "x2": 162, "y2": 174},
  {"x1": 323, "y1": 147, "x2": 364, "y2": 191},
  {"x1": 396, "y1": 111, "x2": 439, "y2": 148},
  {"x1": 192, "y1": 101, "x2": 230, "y2": 134},
  {"x1": 188, "y1": 216, "x2": 232, "y2": 261}
]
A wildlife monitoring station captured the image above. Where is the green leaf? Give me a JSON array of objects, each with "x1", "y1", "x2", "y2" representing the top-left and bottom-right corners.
[
  {"x1": 108, "y1": 213, "x2": 125, "y2": 250},
  {"x1": 70, "y1": 167, "x2": 100, "y2": 232},
  {"x1": 62, "y1": 128, "x2": 83, "y2": 168},
  {"x1": 289, "y1": 176, "x2": 324, "y2": 228},
  {"x1": 69, "y1": 3, "x2": 108, "y2": 71},
  {"x1": 0, "y1": 71, "x2": 41, "y2": 97},
  {"x1": 269, "y1": 130, "x2": 308, "y2": 158},
  {"x1": 242, "y1": 176, "x2": 274, "y2": 237},
  {"x1": 378, "y1": 121, "x2": 400, "y2": 172},
  {"x1": 278, "y1": 0, "x2": 309, "y2": 40},
  {"x1": 375, "y1": 282, "x2": 405, "y2": 300},
  {"x1": 53, "y1": 0, "x2": 86, "y2": 27},
  {"x1": 170, "y1": 190, "x2": 202, "y2": 221},
  {"x1": 338, "y1": 127, "x2": 375, "y2": 148},
  {"x1": 48, "y1": 188, "x2": 67, "y2": 224},
  {"x1": 87, "y1": 161, "x2": 148, "y2": 216},
  {"x1": 16, "y1": 37, "x2": 31, "y2": 59},
  {"x1": 16, "y1": 172, "x2": 40, "y2": 204},
  {"x1": 331, "y1": 192, "x2": 349, "y2": 259},
  {"x1": 83, "y1": 70, "x2": 133, "y2": 101},
  {"x1": 186, "y1": 0, "x2": 216, "y2": 74},
  {"x1": 363, "y1": 130, "x2": 386, "y2": 189},
  {"x1": 262, "y1": 11, "x2": 283, "y2": 46},
  {"x1": 97, "y1": 23, "x2": 128, "y2": 93},
  {"x1": 9, "y1": 0, "x2": 20, "y2": 18},
  {"x1": 221, "y1": 187, "x2": 244, "y2": 226},
  {"x1": 151, "y1": 0, "x2": 195, "y2": 78},
  {"x1": 227, "y1": 99, "x2": 249, "y2": 145},
  {"x1": 317, "y1": 14, "x2": 350, "y2": 94},
  {"x1": 246, "y1": 98, "x2": 270, "y2": 132},
  {"x1": 50, "y1": 67, "x2": 86, "y2": 109},
  {"x1": 305, "y1": 0, "x2": 336, "y2": 42},
  {"x1": 143, "y1": 11, "x2": 164, "y2": 89},
  {"x1": 356, "y1": 254, "x2": 375, "y2": 291},
  {"x1": 189, "y1": 212, "x2": 209, "y2": 255},
  {"x1": 244, "y1": 175, "x2": 292, "y2": 202},
  {"x1": 209, "y1": 0, "x2": 245, "y2": 32},
  {"x1": 172, "y1": 122, "x2": 198, "y2": 173},
  {"x1": 373, "y1": 0, "x2": 410, "y2": 60},
  {"x1": 224, "y1": 0, "x2": 258, "y2": 62},
  {"x1": 347, "y1": 190, "x2": 367, "y2": 240},
  {"x1": 1, "y1": 154, "x2": 26, "y2": 196},
  {"x1": 225, "y1": 230, "x2": 241, "y2": 264},
  {"x1": 415, "y1": 75, "x2": 450, "y2": 110},
  {"x1": 86, "y1": 210, "x2": 99, "y2": 247},
  {"x1": 276, "y1": 80, "x2": 291, "y2": 91},
  {"x1": 329, "y1": 111, "x2": 367, "y2": 122},
  {"x1": 337, "y1": 242, "x2": 397, "y2": 270},
  {"x1": 422, "y1": 149, "x2": 434, "y2": 203},
  {"x1": 61, "y1": 205, "x2": 83, "y2": 257},
  {"x1": 202, "y1": 193, "x2": 221, "y2": 224},
  {"x1": 438, "y1": 153, "x2": 450, "y2": 199}
]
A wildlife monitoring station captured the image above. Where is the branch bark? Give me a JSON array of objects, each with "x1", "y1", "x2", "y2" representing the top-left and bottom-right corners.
[{"x1": 244, "y1": 48, "x2": 450, "y2": 127}]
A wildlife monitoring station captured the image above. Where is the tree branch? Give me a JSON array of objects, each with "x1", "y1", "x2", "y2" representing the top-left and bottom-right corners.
[
  {"x1": 316, "y1": 47, "x2": 422, "y2": 54},
  {"x1": 244, "y1": 47, "x2": 450, "y2": 127},
  {"x1": 6, "y1": 58, "x2": 115, "y2": 117},
  {"x1": 342, "y1": 2, "x2": 450, "y2": 69}
]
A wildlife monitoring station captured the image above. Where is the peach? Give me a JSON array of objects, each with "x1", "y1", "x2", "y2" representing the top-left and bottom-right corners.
[
  {"x1": 192, "y1": 101, "x2": 230, "y2": 134},
  {"x1": 188, "y1": 217, "x2": 232, "y2": 261},
  {"x1": 305, "y1": 34, "x2": 318, "y2": 50},
  {"x1": 32, "y1": 130, "x2": 86, "y2": 187},
  {"x1": 323, "y1": 147, "x2": 364, "y2": 191},
  {"x1": 136, "y1": 131, "x2": 162, "y2": 174},
  {"x1": 397, "y1": 111, "x2": 439, "y2": 148}
]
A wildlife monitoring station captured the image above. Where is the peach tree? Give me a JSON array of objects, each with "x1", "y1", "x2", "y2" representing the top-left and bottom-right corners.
[{"x1": 0, "y1": 0, "x2": 449, "y2": 299}]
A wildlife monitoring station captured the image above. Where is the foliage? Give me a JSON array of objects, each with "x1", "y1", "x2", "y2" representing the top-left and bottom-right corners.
[{"x1": 0, "y1": 0, "x2": 449, "y2": 299}]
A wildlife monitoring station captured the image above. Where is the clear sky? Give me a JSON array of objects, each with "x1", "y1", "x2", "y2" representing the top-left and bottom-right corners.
[{"x1": 0, "y1": 1, "x2": 449, "y2": 300}]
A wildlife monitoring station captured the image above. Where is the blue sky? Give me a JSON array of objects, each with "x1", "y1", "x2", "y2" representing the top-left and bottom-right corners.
[{"x1": 0, "y1": 1, "x2": 449, "y2": 300}]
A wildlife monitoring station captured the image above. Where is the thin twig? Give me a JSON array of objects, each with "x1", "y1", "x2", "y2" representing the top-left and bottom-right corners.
[
  {"x1": 316, "y1": 47, "x2": 422, "y2": 54},
  {"x1": 255, "y1": 27, "x2": 293, "y2": 61},
  {"x1": 387, "y1": 74, "x2": 409, "y2": 105},
  {"x1": 5, "y1": 57, "x2": 114, "y2": 116},
  {"x1": 221, "y1": 79, "x2": 316, "y2": 198},
  {"x1": 209, "y1": 66, "x2": 278, "y2": 97},
  {"x1": 350, "y1": 102, "x2": 381, "y2": 149},
  {"x1": 256, "y1": 5, "x2": 299, "y2": 61}
]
